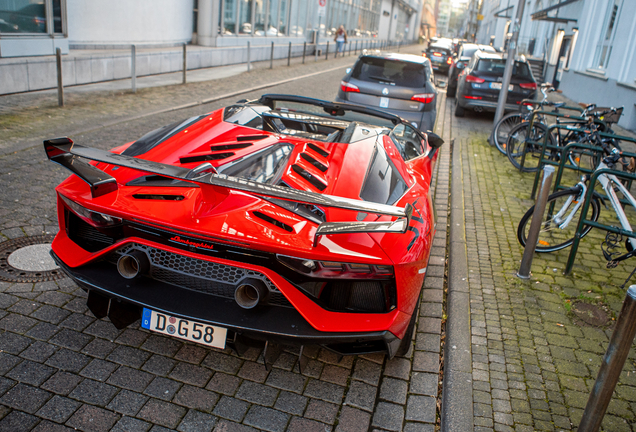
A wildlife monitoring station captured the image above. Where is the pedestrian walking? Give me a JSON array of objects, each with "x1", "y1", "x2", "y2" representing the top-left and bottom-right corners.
[{"x1": 334, "y1": 25, "x2": 347, "y2": 57}]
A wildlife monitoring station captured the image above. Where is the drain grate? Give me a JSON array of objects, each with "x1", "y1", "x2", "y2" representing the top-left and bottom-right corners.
[{"x1": 0, "y1": 235, "x2": 65, "y2": 283}]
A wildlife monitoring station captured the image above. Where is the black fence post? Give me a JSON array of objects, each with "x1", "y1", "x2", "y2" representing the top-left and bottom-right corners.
[{"x1": 270, "y1": 42, "x2": 274, "y2": 69}]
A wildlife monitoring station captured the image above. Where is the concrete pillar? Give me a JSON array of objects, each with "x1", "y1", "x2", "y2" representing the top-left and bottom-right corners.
[{"x1": 198, "y1": 0, "x2": 220, "y2": 47}]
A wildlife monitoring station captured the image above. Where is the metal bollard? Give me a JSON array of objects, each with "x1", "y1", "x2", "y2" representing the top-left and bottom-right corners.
[
  {"x1": 182, "y1": 43, "x2": 187, "y2": 84},
  {"x1": 517, "y1": 165, "x2": 555, "y2": 278},
  {"x1": 247, "y1": 41, "x2": 251, "y2": 72},
  {"x1": 287, "y1": 41, "x2": 292, "y2": 66},
  {"x1": 270, "y1": 41, "x2": 274, "y2": 69},
  {"x1": 578, "y1": 285, "x2": 636, "y2": 432},
  {"x1": 55, "y1": 48, "x2": 64, "y2": 107},
  {"x1": 131, "y1": 45, "x2": 137, "y2": 93},
  {"x1": 302, "y1": 42, "x2": 306, "y2": 64},
  {"x1": 325, "y1": 42, "x2": 329, "y2": 60},
  {"x1": 354, "y1": 40, "x2": 358, "y2": 55}
]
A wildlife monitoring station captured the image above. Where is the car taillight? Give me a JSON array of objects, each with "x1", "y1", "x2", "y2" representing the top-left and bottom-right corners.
[
  {"x1": 465, "y1": 75, "x2": 485, "y2": 83},
  {"x1": 277, "y1": 255, "x2": 394, "y2": 279},
  {"x1": 340, "y1": 81, "x2": 360, "y2": 93},
  {"x1": 433, "y1": 52, "x2": 442, "y2": 57},
  {"x1": 60, "y1": 194, "x2": 122, "y2": 228},
  {"x1": 519, "y1": 82, "x2": 537, "y2": 90},
  {"x1": 411, "y1": 93, "x2": 435, "y2": 104},
  {"x1": 447, "y1": 57, "x2": 452, "y2": 64}
]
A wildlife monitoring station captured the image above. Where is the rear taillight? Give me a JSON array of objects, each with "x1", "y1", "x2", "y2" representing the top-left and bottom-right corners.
[
  {"x1": 464, "y1": 95, "x2": 482, "y2": 100},
  {"x1": 60, "y1": 194, "x2": 122, "y2": 228},
  {"x1": 447, "y1": 57, "x2": 452, "y2": 65},
  {"x1": 411, "y1": 93, "x2": 435, "y2": 104},
  {"x1": 340, "y1": 81, "x2": 360, "y2": 93},
  {"x1": 433, "y1": 52, "x2": 442, "y2": 57},
  {"x1": 277, "y1": 255, "x2": 394, "y2": 279},
  {"x1": 519, "y1": 82, "x2": 537, "y2": 90},
  {"x1": 465, "y1": 75, "x2": 485, "y2": 83}
]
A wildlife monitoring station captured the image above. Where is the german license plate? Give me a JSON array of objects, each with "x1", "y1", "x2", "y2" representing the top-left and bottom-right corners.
[
  {"x1": 379, "y1": 97, "x2": 389, "y2": 108},
  {"x1": 490, "y1": 82, "x2": 514, "y2": 91},
  {"x1": 141, "y1": 308, "x2": 227, "y2": 349}
]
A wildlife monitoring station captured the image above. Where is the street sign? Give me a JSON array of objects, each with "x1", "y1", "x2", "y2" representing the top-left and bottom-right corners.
[
  {"x1": 318, "y1": 0, "x2": 326, "y2": 17},
  {"x1": 477, "y1": 14, "x2": 484, "y2": 21}
]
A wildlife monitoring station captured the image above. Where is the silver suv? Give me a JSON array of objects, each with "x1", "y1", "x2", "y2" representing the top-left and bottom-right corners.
[{"x1": 335, "y1": 53, "x2": 438, "y2": 132}]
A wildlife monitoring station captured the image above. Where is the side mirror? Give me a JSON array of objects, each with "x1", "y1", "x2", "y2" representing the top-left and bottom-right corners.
[
  {"x1": 345, "y1": 67, "x2": 352, "y2": 74},
  {"x1": 426, "y1": 131, "x2": 444, "y2": 149}
]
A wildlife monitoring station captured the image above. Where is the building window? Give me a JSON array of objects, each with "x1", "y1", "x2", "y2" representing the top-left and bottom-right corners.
[
  {"x1": 0, "y1": 0, "x2": 64, "y2": 35},
  {"x1": 592, "y1": 0, "x2": 621, "y2": 70}
]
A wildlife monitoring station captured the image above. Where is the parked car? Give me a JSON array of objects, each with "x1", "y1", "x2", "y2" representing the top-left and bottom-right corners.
[
  {"x1": 447, "y1": 43, "x2": 497, "y2": 97},
  {"x1": 336, "y1": 53, "x2": 437, "y2": 132},
  {"x1": 423, "y1": 42, "x2": 454, "y2": 73},
  {"x1": 454, "y1": 51, "x2": 537, "y2": 117},
  {"x1": 44, "y1": 94, "x2": 444, "y2": 361}
]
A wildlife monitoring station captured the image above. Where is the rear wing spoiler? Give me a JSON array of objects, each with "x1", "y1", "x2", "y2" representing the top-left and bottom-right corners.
[{"x1": 44, "y1": 137, "x2": 414, "y2": 246}]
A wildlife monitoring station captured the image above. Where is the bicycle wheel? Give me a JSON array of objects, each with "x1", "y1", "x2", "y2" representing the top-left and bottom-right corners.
[
  {"x1": 492, "y1": 113, "x2": 523, "y2": 155},
  {"x1": 517, "y1": 189, "x2": 601, "y2": 253},
  {"x1": 506, "y1": 122, "x2": 556, "y2": 172}
]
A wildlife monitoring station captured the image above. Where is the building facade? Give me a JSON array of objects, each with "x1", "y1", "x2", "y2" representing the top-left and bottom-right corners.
[
  {"x1": 0, "y1": 0, "x2": 422, "y2": 57},
  {"x1": 476, "y1": 0, "x2": 636, "y2": 131}
]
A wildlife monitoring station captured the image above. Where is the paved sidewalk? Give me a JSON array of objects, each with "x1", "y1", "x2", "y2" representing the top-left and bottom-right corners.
[
  {"x1": 444, "y1": 96, "x2": 636, "y2": 431},
  {"x1": 0, "y1": 43, "x2": 450, "y2": 431}
]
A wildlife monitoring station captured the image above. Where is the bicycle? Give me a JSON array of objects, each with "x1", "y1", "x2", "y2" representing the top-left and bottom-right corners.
[
  {"x1": 491, "y1": 83, "x2": 557, "y2": 155},
  {"x1": 517, "y1": 133, "x2": 636, "y2": 280},
  {"x1": 505, "y1": 104, "x2": 617, "y2": 173}
]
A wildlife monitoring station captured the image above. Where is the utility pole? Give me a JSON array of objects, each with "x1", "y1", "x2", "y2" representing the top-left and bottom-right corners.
[{"x1": 493, "y1": 0, "x2": 526, "y2": 125}]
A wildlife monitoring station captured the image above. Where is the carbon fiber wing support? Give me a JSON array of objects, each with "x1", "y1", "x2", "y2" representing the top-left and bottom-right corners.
[{"x1": 44, "y1": 137, "x2": 414, "y2": 244}]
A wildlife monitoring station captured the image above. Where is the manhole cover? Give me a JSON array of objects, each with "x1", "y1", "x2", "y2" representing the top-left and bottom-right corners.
[
  {"x1": 0, "y1": 235, "x2": 65, "y2": 283},
  {"x1": 572, "y1": 302, "x2": 610, "y2": 327}
]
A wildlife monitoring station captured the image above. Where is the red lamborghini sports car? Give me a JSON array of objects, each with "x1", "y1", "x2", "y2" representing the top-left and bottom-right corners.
[{"x1": 45, "y1": 94, "x2": 443, "y2": 362}]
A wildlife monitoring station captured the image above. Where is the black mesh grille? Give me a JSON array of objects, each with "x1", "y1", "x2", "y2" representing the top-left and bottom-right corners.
[
  {"x1": 67, "y1": 213, "x2": 115, "y2": 252},
  {"x1": 324, "y1": 281, "x2": 388, "y2": 313},
  {"x1": 116, "y1": 244, "x2": 292, "y2": 308}
]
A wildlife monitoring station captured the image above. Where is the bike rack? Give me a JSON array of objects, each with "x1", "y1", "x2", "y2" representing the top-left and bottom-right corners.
[
  {"x1": 514, "y1": 108, "x2": 607, "y2": 174},
  {"x1": 530, "y1": 124, "x2": 600, "y2": 199},
  {"x1": 561, "y1": 132, "x2": 636, "y2": 275}
]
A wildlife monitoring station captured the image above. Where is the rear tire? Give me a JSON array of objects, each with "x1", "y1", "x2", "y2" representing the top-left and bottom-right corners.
[
  {"x1": 454, "y1": 101, "x2": 465, "y2": 117},
  {"x1": 492, "y1": 113, "x2": 523, "y2": 155},
  {"x1": 517, "y1": 189, "x2": 601, "y2": 252},
  {"x1": 506, "y1": 122, "x2": 556, "y2": 172}
]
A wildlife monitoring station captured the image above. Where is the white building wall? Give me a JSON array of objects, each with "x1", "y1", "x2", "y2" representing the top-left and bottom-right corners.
[{"x1": 67, "y1": 0, "x2": 194, "y2": 47}]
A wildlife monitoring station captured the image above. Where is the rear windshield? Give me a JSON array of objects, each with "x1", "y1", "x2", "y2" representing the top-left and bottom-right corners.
[
  {"x1": 352, "y1": 57, "x2": 428, "y2": 87},
  {"x1": 428, "y1": 46, "x2": 451, "y2": 55},
  {"x1": 476, "y1": 59, "x2": 532, "y2": 78},
  {"x1": 461, "y1": 46, "x2": 495, "y2": 58}
]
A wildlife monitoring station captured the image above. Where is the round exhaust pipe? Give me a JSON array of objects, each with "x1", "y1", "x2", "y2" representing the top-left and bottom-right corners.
[
  {"x1": 117, "y1": 250, "x2": 150, "y2": 279},
  {"x1": 234, "y1": 278, "x2": 269, "y2": 309},
  {"x1": 474, "y1": 106, "x2": 483, "y2": 113}
]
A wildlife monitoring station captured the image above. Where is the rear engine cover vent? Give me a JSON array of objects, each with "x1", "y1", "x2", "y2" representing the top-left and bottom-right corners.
[
  {"x1": 180, "y1": 152, "x2": 235, "y2": 164},
  {"x1": 291, "y1": 165, "x2": 327, "y2": 191},
  {"x1": 210, "y1": 143, "x2": 252, "y2": 151},
  {"x1": 307, "y1": 143, "x2": 329, "y2": 157},
  {"x1": 300, "y1": 153, "x2": 328, "y2": 172},
  {"x1": 132, "y1": 194, "x2": 185, "y2": 201},
  {"x1": 253, "y1": 211, "x2": 293, "y2": 232},
  {"x1": 237, "y1": 134, "x2": 268, "y2": 141}
]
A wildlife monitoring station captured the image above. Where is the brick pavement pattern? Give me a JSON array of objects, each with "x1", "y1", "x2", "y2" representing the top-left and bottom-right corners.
[
  {"x1": 0, "y1": 44, "x2": 448, "y2": 431},
  {"x1": 446, "y1": 95, "x2": 636, "y2": 431}
]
